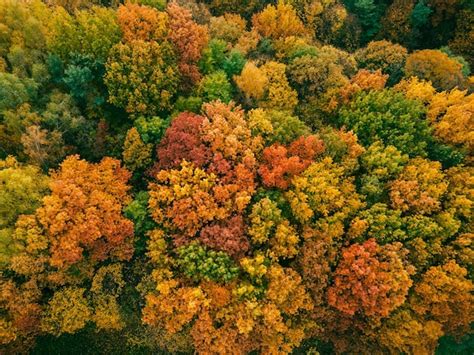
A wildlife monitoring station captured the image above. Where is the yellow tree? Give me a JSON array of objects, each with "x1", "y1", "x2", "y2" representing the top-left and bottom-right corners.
[
  {"x1": 122, "y1": 127, "x2": 153, "y2": 171},
  {"x1": 252, "y1": 1, "x2": 307, "y2": 40}
]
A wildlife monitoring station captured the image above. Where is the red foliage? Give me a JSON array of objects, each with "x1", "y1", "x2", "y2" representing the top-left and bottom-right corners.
[
  {"x1": 198, "y1": 215, "x2": 249, "y2": 258},
  {"x1": 152, "y1": 112, "x2": 211, "y2": 173}
]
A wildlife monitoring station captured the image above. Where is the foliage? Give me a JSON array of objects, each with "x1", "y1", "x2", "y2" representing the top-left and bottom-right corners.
[
  {"x1": 358, "y1": 141, "x2": 409, "y2": 203},
  {"x1": 248, "y1": 109, "x2": 310, "y2": 145},
  {"x1": 0, "y1": 73, "x2": 37, "y2": 112},
  {"x1": 258, "y1": 135, "x2": 324, "y2": 189},
  {"x1": 176, "y1": 242, "x2": 240, "y2": 283},
  {"x1": 0, "y1": 157, "x2": 49, "y2": 265},
  {"x1": 405, "y1": 50, "x2": 466, "y2": 91},
  {"x1": 198, "y1": 70, "x2": 233, "y2": 103},
  {"x1": 0, "y1": 157, "x2": 49, "y2": 229},
  {"x1": 153, "y1": 112, "x2": 209, "y2": 171},
  {"x1": 427, "y1": 89, "x2": 474, "y2": 154},
  {"x1": 338, "y1": 89, "x2": 432, "y2": 156},
  {"x1": 47, "y1": 5, "x2": 121, "y2": 62},
  {"x1": 1, "y1": 0, "x2": 473, "y2": 353},
  {"x1": 36, "y1": 155, "x2": 134, "y2": 268},
  {"x1": 389, "y1": 157, "x2": 448, "y2": 215},
  {"x1": 355, "y1": 40, "x2": 408, "y2": 84},
  {"x1": 167, "y1": 1, "x2": 208, "y2": 84},
  {"x1": 411, "y1": 260, "x2": 474, "y2": 335},
  {"x1": 251, "y1": 2, "x2": 307, "y2": 40},
  {"x1": 105, "y1": 40, "x2": 180, "y2": 116},
  {"x1": 41, "y1": 287, "x2": 91, "y2": 336},
  {"x1": 199, "y1": 216, "x2": 249, "y2": 258},
  {"x1": 117, "y1": 3, "x2": 168, "y2": 43},
  {"x1": 285, "y1": 157, "x2": 363, "y2": 223},
  {"x1": 122, "y1": 127, "x2": 153, "y2": 171},
  {"x1": 327, "y1": 239, "x2": 413, "y2": 318}
]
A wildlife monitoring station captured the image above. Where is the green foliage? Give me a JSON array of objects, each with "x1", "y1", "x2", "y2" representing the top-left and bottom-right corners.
[
  {"x1": 134, "y1": 116, "x2": 170, "y2": 145},
  {"x1": 0, "y1": 73, "x2": 37, "y2": 112},
  {"x1": 175, "y1": 242, "x2": 240, "y2": 283},
  {"x1": 104, "y1": 40, "x2": 180, "y2": 117},
  {"x1": 48, "y1": 5, "x2": 121, "y2": 63},
  {"x1": 198, "y1": 70, "x2": 233, "y2": 103},
  {"x1": 353, "y1": 203, "x2": 407, "y2": 244},
  {"x1": 62, "y1": 54, "x2": 106, "y2": 108},
  {"x1": 439, "y1": 46, "x2": 471, "y2": 77},
  {"x1": 359, "y1": 141, "x2": 409, "y2": 203},
  {"x1": 0, "y1": 1, "x2": 472, "y2": 353},
  {"x1": 353, "y1": 0, "x2": 380, "y2": 43},
  {"x1": 0, "y1": 156, "x2": 49, "y2": 265},
  {"x1": 173, "y1": 96, "x2": 204, "y2": 114},
  {"x1": 199, "y1": 39, "x2": 246, "y2": 77},
  {"x1": 124, "y1": 191, "x2": 156, "y2": 254},
  {"x1": 410, "y1": 0, "x2": 432, "y2": 29},
  {"x1": 338, "y1": 89, "x2": 431, "y2": 156},
  {"x1": 249, "y1": 109, "x2": 310, "y2": 145}
]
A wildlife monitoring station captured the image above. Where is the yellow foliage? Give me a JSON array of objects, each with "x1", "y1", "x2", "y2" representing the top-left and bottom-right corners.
[
  {"x1": 285, "y1": 157, "x2": 363, "y2": 223},
  {"x1": 260, "y1": 61, "x2": 298, "y2": 111},
  {"x1": 390, "y1": 158, "x2": 448, "y2": 215},
  {"x1": 41, "y1": 287, "x2": 91, "y2": 335},
  {"x1": 411, "y1": 260, "x2": 474, "y2": 335},
  {"x1": 428, "y1": 90, "x2": 474, "y2": 152},
  {"x1": 252, "y1": 2, "x2": 307, "y2": 40},
  {"x1": 92, "y1": 294, "x2": 124, "y2": 331},
  {"x1": 234, "y1": 29, "x2": 260, "y2": 55},
  {"x1": 148, "y1": 161, "x2": 225, "y2": 236},
  {"x1": 394, "y1": 77, "x2": 437, "y2": 103},
  {"x1": 234, "y1": 62, "x2": 268, "y2": 101},
  {"x1": 123, "y1": 127, "x2": 153, "y2": 171},
  {"x1": 444, "y1": 166, "x2": 474, "y2": 220}
]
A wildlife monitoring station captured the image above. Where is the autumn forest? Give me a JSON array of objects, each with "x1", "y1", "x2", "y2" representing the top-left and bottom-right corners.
[{"x1": 0, "y1": 0, "x2": 473, "y2": 354}]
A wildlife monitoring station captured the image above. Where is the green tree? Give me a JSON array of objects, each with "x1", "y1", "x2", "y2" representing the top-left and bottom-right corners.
[
  {"x1": 198, "y1": 71, "x2": 233, "y2": 103},
  {"x1": 0, "y1": 73, "x2": 37, "y2": 112},
  {"x1": 0, "y1": 156, "x2": 49, "y2": 265},
  {"x1": 105, "y1": 40, "x2": 180, "y2": 117},
  {"x1": 338, "y1": 89, "x2": 432, "y2": 156}
]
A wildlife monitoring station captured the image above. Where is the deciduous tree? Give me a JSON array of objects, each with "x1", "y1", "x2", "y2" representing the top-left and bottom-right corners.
[
  {"x1": 36, "y1": 155, "x2": 134, "y2": 268},
  {"x1": 327, "y1": 239, "x2": 413, "y2": 318},
  {"x1": 105, "y1": 40, "x2": 180, "y2": 116}
]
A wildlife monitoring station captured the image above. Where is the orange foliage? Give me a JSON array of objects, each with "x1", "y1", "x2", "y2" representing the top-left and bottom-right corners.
[
  {"x1": 327, "y1": 239, "x2": 413, "y2": 318},
  {"x1": 36, "y1": 155, "x2": 134, "y2": 268},
  {"x1": 167, "y1": 2, "x2": 208, "y2": 84},
  {"x1": 117, "y1": 3, "x2": 168, "y2": 42},
  {"x1": 339, "y1": 69, "x2": 388, "y2": 104},
  {"x1": 258, "y1": 135, "x2": 325, "y2": 189},
  {"x1": 143, "y1": 283, "x2": 207, "y2": 333}
]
